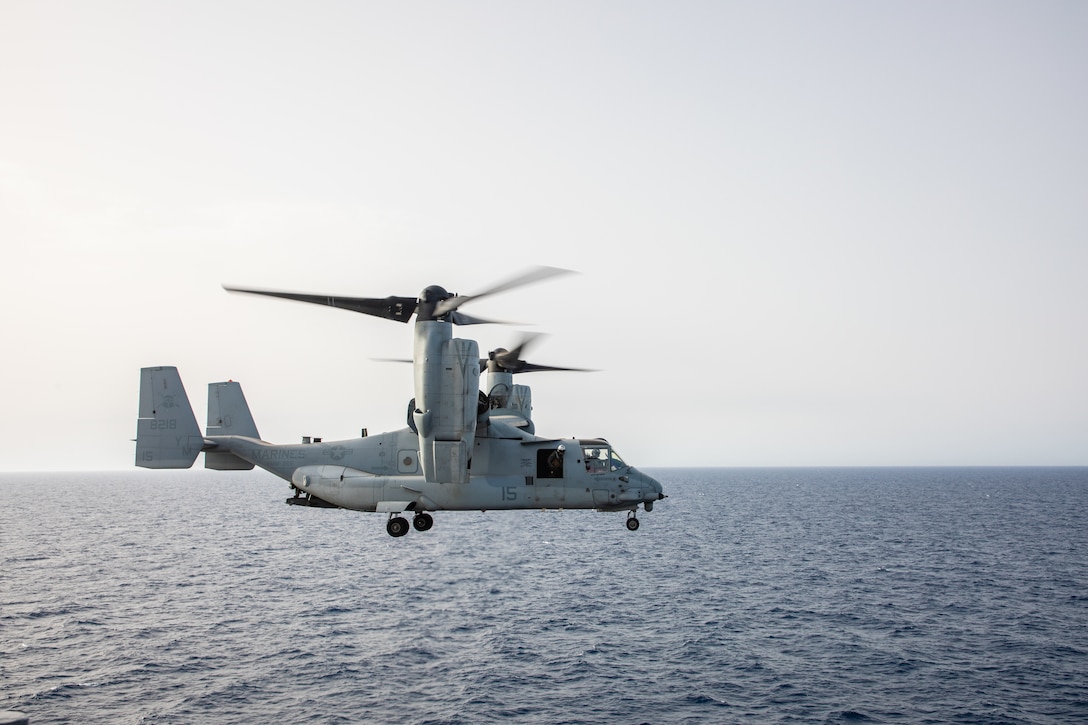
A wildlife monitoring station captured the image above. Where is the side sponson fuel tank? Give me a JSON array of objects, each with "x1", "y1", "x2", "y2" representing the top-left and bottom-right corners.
[{"x1": 292, "y1": 465, "x2": 384, "y2": 511}]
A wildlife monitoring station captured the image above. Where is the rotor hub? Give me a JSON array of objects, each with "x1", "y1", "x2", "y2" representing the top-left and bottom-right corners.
[{"x1": 419, "y1": 285, "x2": 452, "y2": 304}]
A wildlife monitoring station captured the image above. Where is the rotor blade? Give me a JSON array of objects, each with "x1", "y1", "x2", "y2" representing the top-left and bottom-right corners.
[
  {"x1": 224, "y1": 286, "x2": 417, "y2": 323},
  {"x1": 503, "y1": 331, "x2": 546, "y2": 361},
  {"x1": 486, "y1": 333, "x2": 596, "y2": 373},
  {"x1": 515, "y1": 362, "x2": 597, "y2": 374},
  {"x1": 449, "y1": 310, "x2": 506, "y2": 326},
  {"x1": 487, "y1": 333, "x2": 542, "y2": 370},
  {"x1": 434, "y1": 266, "x2": 573, "y2": 317}
]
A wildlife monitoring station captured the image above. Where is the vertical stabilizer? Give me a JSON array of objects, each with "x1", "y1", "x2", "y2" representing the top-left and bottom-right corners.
[
  {"x1": 136, "y1": 366, "x2": 205, "y2": 468},
  {"x1": 205, "y1": 381, "x2": 259, "y2": 470},
  {"x1": 206, "y1": 382, "x2": 259, "y2": 438}
]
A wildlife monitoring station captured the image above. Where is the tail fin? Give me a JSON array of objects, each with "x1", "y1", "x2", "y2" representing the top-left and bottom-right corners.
[
  {"x1": 204, "y1": 381, "x2": 259, "y2": 470},
  {"x1": 136, "y1": 366, "x2": 205, "y2": 468}
]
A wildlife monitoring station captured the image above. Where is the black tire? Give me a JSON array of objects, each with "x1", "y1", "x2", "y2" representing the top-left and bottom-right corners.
[
  {"x1": 413, "y1": 513, "x2": 434, "y2": 532},
  {"x1": 626, "y1": 517, "x2": 640, "y2": 531},
  {"x1": 387, "y1": 516, "x2": 409, "y2": 537}
]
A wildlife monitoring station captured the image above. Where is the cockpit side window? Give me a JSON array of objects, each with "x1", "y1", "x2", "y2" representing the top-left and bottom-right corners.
[
  {"x1": 609, "y1": 449, "x2": 628, "y2": 471},
  {"x1": 583, "y1": 445, "x2": 610, "y2": 474}
]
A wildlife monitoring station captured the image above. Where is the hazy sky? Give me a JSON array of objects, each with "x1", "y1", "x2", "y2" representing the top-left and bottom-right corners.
[{"x1": 2, "y1": 1, "x2": 1086, "y2": 470}]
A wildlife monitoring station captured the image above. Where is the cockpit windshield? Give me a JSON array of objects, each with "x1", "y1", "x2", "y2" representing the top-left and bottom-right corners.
[{"x1": 582, "y1": 444, "x2": 629, "y2": 474}]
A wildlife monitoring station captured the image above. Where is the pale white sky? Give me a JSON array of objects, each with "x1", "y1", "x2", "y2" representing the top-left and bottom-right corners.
[{"x1": 2, "y1": 1, "x2": 1086, "y2": 470}]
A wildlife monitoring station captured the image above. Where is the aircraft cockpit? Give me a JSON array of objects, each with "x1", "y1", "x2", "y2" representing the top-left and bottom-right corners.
[{"x1": 581, "y1": 440, "x2": 627, "y2": 474}]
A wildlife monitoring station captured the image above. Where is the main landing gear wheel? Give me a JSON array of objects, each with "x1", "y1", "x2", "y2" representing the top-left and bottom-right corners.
[
  {"x1": 626, "y1": 516, "x2": 640, "y2": 531},
  {"x1": 386, "y1": 516, "x2": 409, "y2": 537},
  {"x1": 413, "y1": 513, "x2": 434, "y2": 532}
]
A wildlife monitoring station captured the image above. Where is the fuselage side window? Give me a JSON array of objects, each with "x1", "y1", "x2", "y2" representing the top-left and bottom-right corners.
[{"x1": 538, "y1": 447, "x2": 565, "y2": 478}]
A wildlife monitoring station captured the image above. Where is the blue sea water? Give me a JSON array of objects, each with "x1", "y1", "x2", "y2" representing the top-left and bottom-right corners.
[{"x1": 2, "y1": 467, "x2": 1087, "y2": 724}]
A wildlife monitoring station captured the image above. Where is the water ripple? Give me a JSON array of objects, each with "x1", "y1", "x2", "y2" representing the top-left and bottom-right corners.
[{"x1": 3, "y1": 468, "x2": 1088, "y2": 723}]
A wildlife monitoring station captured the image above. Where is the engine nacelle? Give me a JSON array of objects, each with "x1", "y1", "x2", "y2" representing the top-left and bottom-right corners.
[
  {"x1": 413, "y1": 321, "x2": 479, "y2": 483},
  {"x1": 484, "y1": 369, "x2": 534, "y2": 433}
]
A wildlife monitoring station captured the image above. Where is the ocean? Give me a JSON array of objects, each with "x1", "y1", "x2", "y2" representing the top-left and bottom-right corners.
[{"x1": 2, "y1": 467, "x2": 1086, "y2": 724}]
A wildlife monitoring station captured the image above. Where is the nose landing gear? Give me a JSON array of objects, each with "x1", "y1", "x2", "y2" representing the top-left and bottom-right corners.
[{"x1": 625, "y1": 511, "x2": 640, "y2": 531}]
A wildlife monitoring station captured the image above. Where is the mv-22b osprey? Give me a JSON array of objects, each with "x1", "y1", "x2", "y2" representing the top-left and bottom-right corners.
[{"x1": 135, "y1": 267, "x2": 665, "y2": 536}]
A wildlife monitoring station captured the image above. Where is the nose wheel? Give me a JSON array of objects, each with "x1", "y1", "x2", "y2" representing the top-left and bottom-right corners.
[{"x1": 625, "y1": 512, "x2": 640, "y2": 531}]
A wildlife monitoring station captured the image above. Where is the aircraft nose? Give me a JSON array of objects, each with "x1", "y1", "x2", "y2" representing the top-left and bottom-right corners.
[
  {"x1": 634, "y1": 471, "x2": 665, "y2": 513},
  {"x1": 637, "y1": 470, "x2": 665, "y2": 502}
]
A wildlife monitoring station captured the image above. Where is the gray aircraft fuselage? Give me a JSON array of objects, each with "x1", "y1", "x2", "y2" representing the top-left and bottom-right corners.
[{"x1": 212, "y1": 426, "x2": 663, "y2": 514}]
